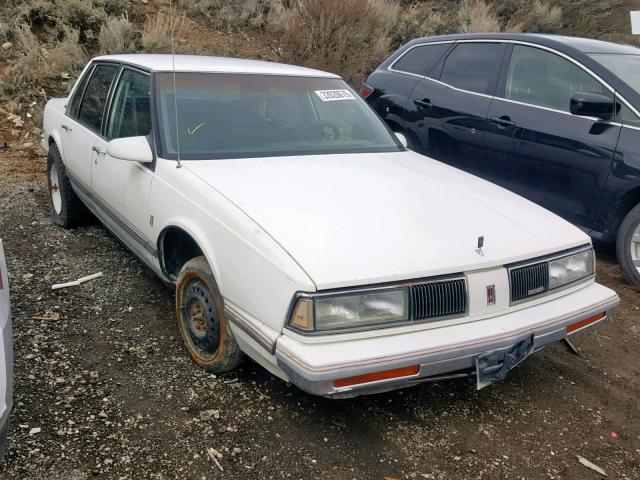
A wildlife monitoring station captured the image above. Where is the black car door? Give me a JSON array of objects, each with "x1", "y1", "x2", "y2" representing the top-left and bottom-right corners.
[
  {"x1": 405, "y1": 42, "x2": 506, "y2": 174},
  {"x1": 485, "y1": 44, "x2": 621, "y2": 232}
]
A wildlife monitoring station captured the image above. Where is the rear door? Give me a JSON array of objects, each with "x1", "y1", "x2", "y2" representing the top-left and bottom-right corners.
[
  {"x1": 406, "y1": 41, "x2": 506, "y2": 173},
  {"x1": 61, "y1": 63, "x2": 120, "y2": 188},
  {"x1": 485, "y1": 44, "x2": 621, "y2": 231}
]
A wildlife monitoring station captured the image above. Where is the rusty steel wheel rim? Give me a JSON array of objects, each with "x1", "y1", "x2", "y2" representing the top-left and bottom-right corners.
[{"x1": 179, "y1": 277, "x2": 221, "y2": 361}]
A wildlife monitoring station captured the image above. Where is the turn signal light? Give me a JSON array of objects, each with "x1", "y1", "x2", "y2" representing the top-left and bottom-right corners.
[
  {"x1": 333, "y1": 365, "x2": 420, "y2": 388},
  {"x1": 290, "y1": 298, "x2": 313, "y2": 331},
  {"x1": 566, "y1": 312, "x2": 606, "y2": 334}
]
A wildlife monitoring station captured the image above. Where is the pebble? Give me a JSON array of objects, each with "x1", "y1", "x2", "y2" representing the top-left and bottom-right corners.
[{"x1": 1, "y1": 41, "x2": 12, "y2": 50}]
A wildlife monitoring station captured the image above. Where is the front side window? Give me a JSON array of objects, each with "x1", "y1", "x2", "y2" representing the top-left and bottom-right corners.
[
  {"x1": 77, "y1": 64, "x2": 119, "y2": 133},
  {"x1": 440, "y1": 42, "x2": 504, "y2": 95},
  {"x1": 505, "y1": 45, "x2": 610, "y2": 112},
  {"x1": 155, "y1": 73, "x2": 403, "y2": 160},
  {"x1": 392, "y1": 43, "x2": 452, "y2": 77},
  {"x1": 105, "y1": 69, "x2": 151, "y2": 140}
]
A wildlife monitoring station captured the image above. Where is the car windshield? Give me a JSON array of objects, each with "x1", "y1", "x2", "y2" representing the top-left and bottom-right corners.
[
  {"x1": 589, "y1": 53, "x2": 640, "y2": 92},
  {"x1": 155, "y1": 73, "x2": 402, "y2": 160}
]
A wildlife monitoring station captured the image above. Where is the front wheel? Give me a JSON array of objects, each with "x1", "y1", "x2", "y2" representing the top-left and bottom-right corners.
[
  {"x1": 616, "y1": 203, "x2": 640, "y2": 285},
  {"x1": 175, "y1": 256, "x2": 243, "y2": 372}
]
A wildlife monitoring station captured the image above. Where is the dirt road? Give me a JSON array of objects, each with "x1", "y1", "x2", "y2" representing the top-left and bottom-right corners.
[{"x1": 0, "y1": 139, "x2": 638, "y2": 479}]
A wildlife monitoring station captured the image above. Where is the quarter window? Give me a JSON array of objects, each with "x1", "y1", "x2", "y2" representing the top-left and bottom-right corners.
[
  {"x1": 392, "y1": 43, "x2": 452, "y2": 77},
  {"x1": 505, "y1": 45, "x2": 610, "y2": 112},
  {"x1": 105, "y1": 69, "x2": 152, "y2": 140},
  {"x1": 67, "y1": 66, "x2": 93, "y2": 119},
  {"x1": 77, "y1": 64, "x2": 119, "y2": 133},
  {"x1": 440, "y1": 43, "x2": 505, "y2": 95}
]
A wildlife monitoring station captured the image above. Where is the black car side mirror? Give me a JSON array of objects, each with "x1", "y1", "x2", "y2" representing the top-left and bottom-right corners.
[{"x1": 570, "y1": 92, "x2": 615, "y2": 120}]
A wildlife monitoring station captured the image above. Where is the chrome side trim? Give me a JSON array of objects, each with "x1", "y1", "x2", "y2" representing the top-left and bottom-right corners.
[
  {"x1": 224, "y1": 303, "x2": 279, "y2": 354},
  {"x1": 387, "y1": 38, "x2": 640, "y2": 120},
  {"x1": 67, "y1": 171, "x2": 158, "y2": 257}
]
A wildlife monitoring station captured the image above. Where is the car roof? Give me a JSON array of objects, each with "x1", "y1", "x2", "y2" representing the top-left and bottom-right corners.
[
  {"x1": 402, "y1": 33, "x2": 640, "y2": 55},
  {"x1": 91, "y1": 54, "x2": 341, "y2": 78}
]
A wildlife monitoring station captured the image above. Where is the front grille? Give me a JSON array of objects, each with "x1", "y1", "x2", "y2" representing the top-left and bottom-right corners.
[
  {"x1": 509, "y1": 261, "x2": 549, "y2": 302},
  {"x1": 410, "y1": 278, "x2": 467, "y2": 320}
]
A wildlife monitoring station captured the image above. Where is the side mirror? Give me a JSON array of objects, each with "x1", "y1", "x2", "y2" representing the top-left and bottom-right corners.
[
  {"x1": 394, "y1": 132, "x2": 408, "y2": 149},
  {"x1": 107, "y1": 136, "x2": 153, "y2": 163},
  {"x1": 570, "y1": 92, "x2": 614, "y2": 120}
]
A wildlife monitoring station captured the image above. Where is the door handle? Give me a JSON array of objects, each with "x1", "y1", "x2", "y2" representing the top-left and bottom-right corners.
[
  {"x1": 92, "y1": 145, "x2": 106, "y2": 155},
  {"x1": 488, "y1": 116, "x2": 515, "y2": 127},
  {"x1": 414, "y1": 98, "x2": 433, "y2": 109},
  {"x1": 61, "y1": 124, "x2": 72, "y2": 132}
]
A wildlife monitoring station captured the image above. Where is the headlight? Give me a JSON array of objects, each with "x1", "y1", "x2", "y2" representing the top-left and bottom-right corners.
[
  {"x1": 548, "y1": 248, "x2": 595, "y2": 290},
  {"x1": 289, "y1": 288, "x2": 409, "y2": 332}
]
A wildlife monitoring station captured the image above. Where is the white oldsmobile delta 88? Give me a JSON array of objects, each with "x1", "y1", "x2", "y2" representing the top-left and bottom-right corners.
[{"x1": 41, "y1": 55, "x2": 619, "y2": 397}]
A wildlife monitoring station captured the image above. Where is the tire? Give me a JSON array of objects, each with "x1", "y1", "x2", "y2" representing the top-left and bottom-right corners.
[
  {"x1": 47, "y1": 143, "x2": 90, "y2": 228},
  {"x1": 616, "y1": 203, "x2": 640, "y2": 286},
  {"x1": 175, "y1": 256, "x2": 243, "y2": 372}
]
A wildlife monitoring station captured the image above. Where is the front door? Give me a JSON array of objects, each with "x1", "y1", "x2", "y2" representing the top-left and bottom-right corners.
[
  {"x1": 91, "y1": 67, "x2": 154, "y2": 239},
  {"x1": 485, "y1": 44, "x2": 621, "y2": 231},
  {"x1": 406, "y1": 41, "x2": 506, "y2": 174}
]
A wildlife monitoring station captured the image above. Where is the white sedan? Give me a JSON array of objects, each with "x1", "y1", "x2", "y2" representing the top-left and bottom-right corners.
[
  {"x1": 41, "y1": 55, "x2": 619, "y2": 397},
  {"x1": 0, "y1": 240, "x2": 12, "y2": 458}
]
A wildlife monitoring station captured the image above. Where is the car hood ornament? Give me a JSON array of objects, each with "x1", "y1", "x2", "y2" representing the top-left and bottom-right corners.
[{"x1": 476, "y1": 236, "x2": 484, "y2": 257}]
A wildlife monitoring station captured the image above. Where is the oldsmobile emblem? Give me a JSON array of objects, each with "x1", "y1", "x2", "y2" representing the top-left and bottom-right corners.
[{"x1": 486, "y1": 284, "x2": 496, "y2": 306}]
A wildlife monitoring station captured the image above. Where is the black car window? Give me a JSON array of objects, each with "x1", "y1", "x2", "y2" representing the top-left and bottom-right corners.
[
  {"x1": 77, "y1": 64, "x2": 119, "y2": 133},
  {"x1": 440, "y1": 43, "x2": 504, "y2": 95},
  {"x1": 105, "y1": 69, "x2": 151, "y2": 140},
  {"x1": 67, "y1": 65, "x2": 94, "y2": 119},
  {"x1": 618, "y1": 102, "x2": 640, "y2": 128},
  {"x1": 392, "y1": 43, "x2": 451, "y2": 77},
  {"x1": 505, "y1": 45, "x2": 609, "y2": 112}
]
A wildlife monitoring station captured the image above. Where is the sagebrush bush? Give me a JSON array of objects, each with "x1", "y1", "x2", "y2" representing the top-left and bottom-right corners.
[
  {"x1": 56, "y1": 0, "x2": 107, "y2": 47},
  {"x1": 99, "y1": 15, "x2": 136, "y2": 54},
  {"x1": 524, "y1": 0, "x2": 563, "y2": 32},
  {"x1": 280, "y1": 0, "x2": 396, "y2": 85},
  {"x1": 96, "y1": 0, "x2": 132, "y2": 16},
  {"x1": 393, "y1": 4, "x2": 449, "y2": 48},
  {"x1": 458, "y1": 0, "x2": 502, "y2": 33},
  {"x1": 141, "y1": 11, "x2": 198, "y2": 54}
]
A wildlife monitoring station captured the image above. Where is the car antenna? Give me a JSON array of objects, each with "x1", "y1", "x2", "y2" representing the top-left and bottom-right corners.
[{"x1": 170, "y1": 0, "x2": 182, "y2": 169}]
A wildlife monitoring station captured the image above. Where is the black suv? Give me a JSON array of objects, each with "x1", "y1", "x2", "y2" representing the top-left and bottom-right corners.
[{"x1": 363, "y1": 33, "x2": 640, "y2": 285}]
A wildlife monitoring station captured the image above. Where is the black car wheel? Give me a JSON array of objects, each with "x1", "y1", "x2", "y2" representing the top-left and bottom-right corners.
[
  {"x1": 175, "y1": 256, "x2": 243, "y2": 372},
  {"x1": 47, "y1": 143, "x2": 90, "y2": 228},
  {"x1": 616, "y1": 203, "x2": 640, "y2": 285}
]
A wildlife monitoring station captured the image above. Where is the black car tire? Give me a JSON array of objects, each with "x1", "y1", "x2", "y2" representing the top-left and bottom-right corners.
[
  {"x1": 47, "y1": 143, "x2": 90, "y2": 228},
  {"x1": 175, "y1": 256, "x2": 243, "y2": 373},
  {"x1": 0, "y1": 420, "x2": 8, "y2": 462},
  {"x1": 616, "y1": 203, "x2": 640, "y2": 286}
]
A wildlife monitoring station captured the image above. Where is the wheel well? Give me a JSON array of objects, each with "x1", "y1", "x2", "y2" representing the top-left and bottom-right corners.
[
  {"x1": 158, "y1": 227, "x2": 204, "y2": 281},
  {"x1": 607, "y1": 186, "x2": 640, "y2": 239}
]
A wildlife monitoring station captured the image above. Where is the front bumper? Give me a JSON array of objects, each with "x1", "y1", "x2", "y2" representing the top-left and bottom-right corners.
[{"x1": 275, "y1": 282, "x2": 619, "y2": 398}]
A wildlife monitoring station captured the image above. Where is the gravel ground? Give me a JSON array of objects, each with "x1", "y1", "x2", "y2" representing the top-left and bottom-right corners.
[{"x1": 0, "y1": 137, "x2": 639, "y2": 480}]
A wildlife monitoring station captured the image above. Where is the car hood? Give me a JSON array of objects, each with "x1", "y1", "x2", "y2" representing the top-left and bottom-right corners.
[{"x1": 183, "y1": 151, "x2": 589, "y2": 290}]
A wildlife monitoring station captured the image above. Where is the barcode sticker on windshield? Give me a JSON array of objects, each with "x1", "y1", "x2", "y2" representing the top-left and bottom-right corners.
[{"x1": 314, "y1": 89, "x2": 356, "y2": 102}]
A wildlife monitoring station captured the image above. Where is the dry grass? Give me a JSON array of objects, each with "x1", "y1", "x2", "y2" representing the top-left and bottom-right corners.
[
  {"x1": 524, "y1": 0, "x2": 563, "y2": 33},
  {"x1": 141, "y1": 11, "x2": 197, "y2": 54},
  {"x1": 458, "y1": 0, "x2": 502, "y2": 33}
]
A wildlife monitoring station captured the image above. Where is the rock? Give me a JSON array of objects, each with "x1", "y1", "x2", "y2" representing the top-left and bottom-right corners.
[
  {"x1": 2, "y1": 42, "x2": 12, "y2": 50},
  {"x1": 29, "y1": 427, "x2": 41, "y2": 435},
  {"x1": 199, "y1": 409, "x2": 219, "y2": 421}
]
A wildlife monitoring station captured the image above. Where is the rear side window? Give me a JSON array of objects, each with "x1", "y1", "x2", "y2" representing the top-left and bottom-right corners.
[
  {"x1": 505, "y1": 45, "x2": 610, "y2": 112},
  {"x1": 67, "y1": 66, "x2": 93, "y2": 118},
  {"x1": 105, "y1": 69, "x2": 152, "y2": 140},
  {"x1": 440, "y1": 43, "x2": 505, "y2": 95},
  {"x1": 392, "y1": 43, "x2": 451, "y2": 77},
  {"x1": 77, "y1": 64, "x2": 119, "y2": 133}
]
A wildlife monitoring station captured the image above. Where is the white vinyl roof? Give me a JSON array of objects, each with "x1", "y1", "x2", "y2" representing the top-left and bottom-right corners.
[{"x1": 91, "y1": 54, "x2": 340, "y2": 78}]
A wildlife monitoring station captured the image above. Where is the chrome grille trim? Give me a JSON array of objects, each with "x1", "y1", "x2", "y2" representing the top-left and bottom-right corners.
[
  {"x1": 509, "y1": 261, "x2": 549, "y2": 303},
  {"x1": 410, "y1": 278, "x2": 467, "y2": 321}
]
